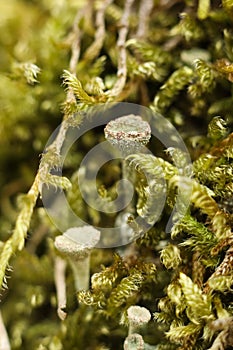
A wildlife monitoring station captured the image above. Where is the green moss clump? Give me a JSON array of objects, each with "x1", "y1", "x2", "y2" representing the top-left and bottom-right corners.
[{"x1": 0, "y1": 1, "x2": 233, "y2": 349}]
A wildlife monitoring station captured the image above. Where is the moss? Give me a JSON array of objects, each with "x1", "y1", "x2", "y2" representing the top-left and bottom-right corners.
[{"x1": 0, "y1": 0, "x2": 233, "y2": 349}]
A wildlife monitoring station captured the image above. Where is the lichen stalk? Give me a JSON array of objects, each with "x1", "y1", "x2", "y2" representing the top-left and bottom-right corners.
[
  {"x1": 0, "y1": 311, "x2": 10, "y2": 350},
  {"x1": 54, "y1": 256, "x2": 67, "y2": 321}
]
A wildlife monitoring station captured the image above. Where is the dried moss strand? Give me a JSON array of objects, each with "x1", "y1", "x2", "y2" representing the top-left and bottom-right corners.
[
  {"x1": 136, "y1": 0, "x2": 154, "y2": 39},
  {"x1": 69, "y1": 8, "x2": 84, "y2": 74},
  {"x1": 84, "y1": 0, "x2": 113, "y2": 61},
  {"x1": 41, "y1": 3, "x2": 86, "y2": 157},
  {"x1": 45, "y1": 5, "x2": 87, "y2": 154},
  {"x1": 106, "y1": 0, "x2": 134, "y2": 98},
  {"x1": 63, "y1": 5, "x2": 86, "y2": 119}
]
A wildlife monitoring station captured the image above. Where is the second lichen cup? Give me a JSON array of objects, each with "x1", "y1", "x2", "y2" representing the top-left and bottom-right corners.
[{"x1": 54, "y1": 226, "x2": 100, "y2": 291}]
